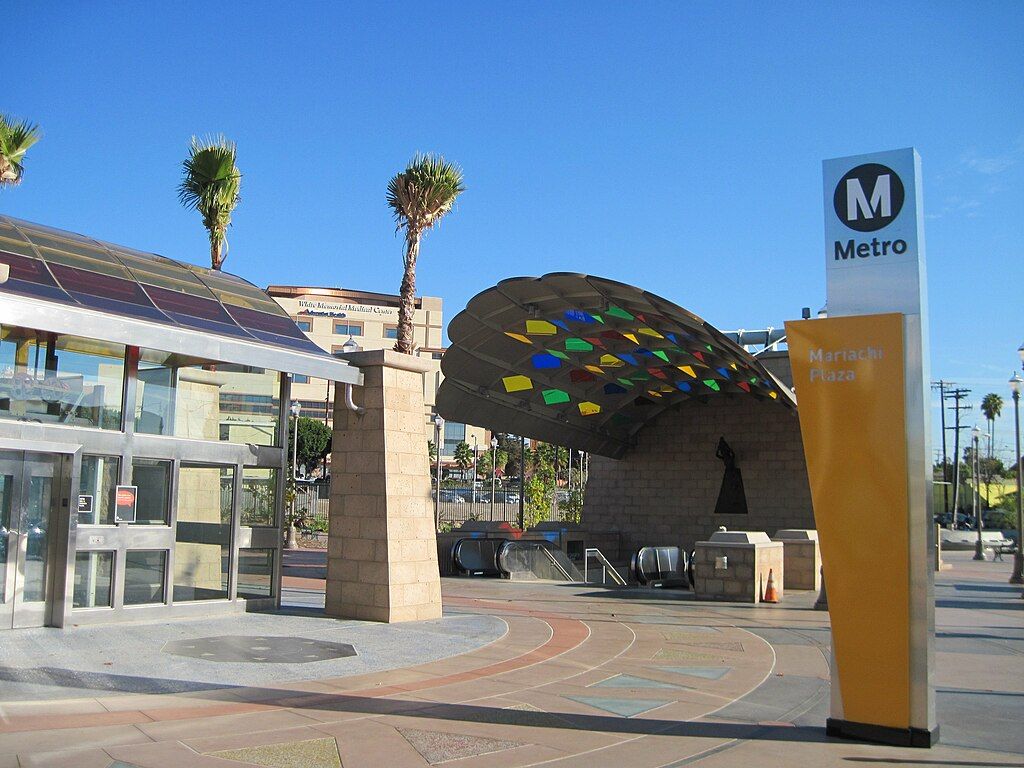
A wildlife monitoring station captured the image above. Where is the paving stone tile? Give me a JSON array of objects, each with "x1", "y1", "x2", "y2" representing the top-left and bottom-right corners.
[{"x1": 210, "y1": 736, "x2": 342, "y2": 768}]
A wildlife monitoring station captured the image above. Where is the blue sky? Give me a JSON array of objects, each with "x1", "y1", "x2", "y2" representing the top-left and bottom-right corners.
[{"x1": 5, "y1": 2, "x2": 1023, "y2": 461}]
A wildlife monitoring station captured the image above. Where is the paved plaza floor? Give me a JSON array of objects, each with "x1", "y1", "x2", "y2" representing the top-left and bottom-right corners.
[{"x1": 0, "y1": 551, "x2": 1020, "y2": 767}]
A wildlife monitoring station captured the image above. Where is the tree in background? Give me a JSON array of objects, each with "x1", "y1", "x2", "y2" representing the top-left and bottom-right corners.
[
  {"x1": 0, "y1": 114, "x2": 41, "y2": 187},
  {"x1": 453, "y1": 441, "x2": 473, "y2": 474},
  {"x1": 980, "y1": 393, "x2": 1003, "y2": 460},
  {"x1": 386, "y1": 154, "x2": 465, "y2": 354},
  {"x1": 289, "y1": 417, "x2": 332, "y2": 475},
  {"x1": 178, "y1": 135, "x2": 241, "y2": 270},
  {"x1": 427, "y1": 440, "x2": 437, "y2": 463}
]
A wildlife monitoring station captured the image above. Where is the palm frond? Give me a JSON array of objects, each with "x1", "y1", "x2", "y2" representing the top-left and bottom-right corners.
[
  {"x1": 0, "y1": 113, "x2": 42, "y2": 186},
  {"x1": 386, "y1": 153, "x2": 465, "y2": 235}
]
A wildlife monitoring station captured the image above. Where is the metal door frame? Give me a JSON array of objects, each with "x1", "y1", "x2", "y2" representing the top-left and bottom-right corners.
[{"x1": 0, "y1": 441, "x2": 78, "y2": 629}]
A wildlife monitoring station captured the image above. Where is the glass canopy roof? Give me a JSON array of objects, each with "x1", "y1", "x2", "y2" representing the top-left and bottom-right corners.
[
  {"x1": 435, "y1": 273, "x2": 795, "y2": 459},
  {"x1": 0, "y1": 215, "x2": 360, "y2": 384}
]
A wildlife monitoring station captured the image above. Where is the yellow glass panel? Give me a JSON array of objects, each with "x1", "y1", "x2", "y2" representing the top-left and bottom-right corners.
[
  {"x1": 599, "y1": 355, "x2": 624, "y2": 368},
  {"x1": 660, "y1": 385, "x2": 674, "y2": 393},
  {"x1": 677, "y1": 365, "x2": 696, "y2": 378},
  {"x1": 578, "y1": 401, "x2": 601, "y2": 416},
  {"x1": 730, "y1": 362, "x2": 738, "y2": 370},
  {"x1": 647, "y1": 390, "x2": 663, "y2": 398},
  {"x1": 638, "y1": 327, "x2": 663, "y2": 338},
  {"x1": 502, "y1": 375, "x2": 533, "y2": 393},
  {"x1": 504, "y1": 332, "x2": 532, "y2": 344},
  {"x1": 525, "y1": 320, "x2": 557, "y2": 336},
  {"x1": 769, "y1": 391, "x2": 778, "y2": 399},
  {"x1": 622, "y1": 332, "x2": 639, "y2": 345},
  {"x1": 584, "y1": 365, "x2": 604, "y2": 374}
]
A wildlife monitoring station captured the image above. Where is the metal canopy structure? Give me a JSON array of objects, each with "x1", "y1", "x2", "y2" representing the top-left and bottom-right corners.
[
  {"x1": 436, "y1": 273, "x2": 795, "y2": 458},
  {"x1": 0, "y1": 216, "x2": 359, "y2": 384}
]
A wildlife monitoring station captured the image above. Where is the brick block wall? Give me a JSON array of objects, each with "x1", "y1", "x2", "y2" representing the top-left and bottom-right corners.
[{"x1": 581, "y1": 395, "x2": 813, "y2": 562}]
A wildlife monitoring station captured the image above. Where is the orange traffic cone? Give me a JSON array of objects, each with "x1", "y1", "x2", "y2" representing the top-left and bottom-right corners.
[{"x1": 762, "y1": 569, "x2": 779, "y2": 603}]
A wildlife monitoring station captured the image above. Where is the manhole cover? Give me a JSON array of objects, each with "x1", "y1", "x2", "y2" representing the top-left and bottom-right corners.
[{"x1": 161, "y1": 635, "x2": 356, "y2": 663}]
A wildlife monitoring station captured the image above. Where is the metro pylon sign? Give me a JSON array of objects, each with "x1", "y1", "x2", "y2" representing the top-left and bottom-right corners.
[{"x1": 787, "y1": 148, "x2": 936, "y2": 748}]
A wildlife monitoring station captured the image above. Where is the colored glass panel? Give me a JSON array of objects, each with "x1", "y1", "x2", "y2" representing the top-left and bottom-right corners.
[
  {"x1": 605, "y1": 305, "x2": 634, "y2": 320},
  {"x1": 676, "y1": 381, "x2": 692, "y2": 392},
  {"x1": 546, "y1": 349, "x2": 570, "y2": 359},
  {"x1": 578, "y1": 401, "x2": 601, "y2": 416},
  {"x1": 591, "y1": 314, "x2": 604, "y2": 324},
  {"x1": 542, "y1": 388, "x2": 571, "y2": 405},
  {"x1": 617, "y1": 353, "x2": 638, "y2": 366},
  {"x1": 505, "y1": 332, "x2": 532, "y2": 344},
  {"x1": 678, "y1": 365, "x2": 697, "y2": 378},
  {"x1": 622, "y1": 332, "x2": 639, "y2": 345},
  {"x1": 583, "y1": 337, "x2": 604, "y2": 348},
  {"x1": 617, "y1": 378, "x2": 634, "y2": 387},
  {"x1": 638, "y1": 327, "x2": 663, "y2": 338},
  {"x1": 703, "y1": 379, "x2": 721, "y2": 391},
  {"x1": 716, "y1": 367, "x2": 731, "y2": 378},
  {"x1": 565, "y1": 338, "x2": 593, "y2": 352},
  {"x1": 531, "y1": 353, "x2": 562, "y2": 369},
  {"x1": 603, "y1": 383, "x2": 627, "y2": 395},
  {"x1": 652, "y1": 350, "x2": 670, "y2": 363},
  {"x1": 502, "y1": 375, "x2": 533, "y2": 393},
  {"x1": 565, "y1": 309, "x2": 595, "y2": 323},
  {"x1": 737, "y1": 381, "x2": 751, "y2": 392},
  {"x1": 525, "y1": 320, "x2": 557, "y2": 335},
  {"x1": 552, "y1": 319, "x2": 570, "y2": 331},
  {"x1": 584, "y1": 365, "x2": 604, "y2": 374},
  {"x1": 647, "y1": 367, "x2": 666, "y2": 379},
  {"x1": 570, "y1": 369, "x2": 595, "y2": 383},
  {"x1": 599, "y1": 354, "x2": 624, "y2": 368},
  {"x1": 693, "y1": 351, "x2": 705, "y2": 362}
]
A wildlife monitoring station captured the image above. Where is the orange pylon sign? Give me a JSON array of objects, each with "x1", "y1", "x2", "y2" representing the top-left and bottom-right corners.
[{"x1": 762, "y1": 568, "x2": 779, "y2": 603}]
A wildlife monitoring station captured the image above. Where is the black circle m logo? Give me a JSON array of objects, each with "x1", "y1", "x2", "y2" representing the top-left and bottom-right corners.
[{"x1": 833, "y1": 163, "x2": 905, "y2": 232}]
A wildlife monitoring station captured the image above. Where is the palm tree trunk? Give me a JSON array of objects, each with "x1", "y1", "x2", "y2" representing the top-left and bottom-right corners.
[
  {"x1": 395, "y1": 232, "x2": 420, "y2": 354},
  {"x1": 209, "y1": 230, "x2": 223, "y2": 270}
]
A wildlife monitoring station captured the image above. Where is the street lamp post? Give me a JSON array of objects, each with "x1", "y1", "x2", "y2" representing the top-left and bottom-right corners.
[
  {"x1": 972, "y1": 425, "x2": 987, "y2": 561},
  {"x1": 1010, "y1": 372, "x2": 1023, "y2": 584},
  {"x1": 490, "y1": 436, "x2": 498, "y2": 522},
  {"x1": 287, "y1": 401, "x2": 301, "y2": 549},
  {"x1": 471, "y1": 437, "x2": 478, "y2": 505},
  {"x1": 433, "y1": 415, "x2": 444, "y2": 531}
]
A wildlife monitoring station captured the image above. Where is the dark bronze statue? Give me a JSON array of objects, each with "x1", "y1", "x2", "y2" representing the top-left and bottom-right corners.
[{"x1": 714, "y1": 437, "x2": 748, "y2": 515}]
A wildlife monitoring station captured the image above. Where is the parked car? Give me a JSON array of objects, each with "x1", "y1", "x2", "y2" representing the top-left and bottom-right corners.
[{"x1": 434, "y1": 490, "x2": 465, "y2": 503}]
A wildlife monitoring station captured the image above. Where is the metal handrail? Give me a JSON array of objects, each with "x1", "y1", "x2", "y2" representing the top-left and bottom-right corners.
[
  {"x1": 584, "y1": 547, "x2": 627, "y2": 586},
  {"x1": 540, "y1": 545, "x2": 574, "y2": 581}
]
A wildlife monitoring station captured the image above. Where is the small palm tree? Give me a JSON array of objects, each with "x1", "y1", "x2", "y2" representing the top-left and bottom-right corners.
[
  {"x1": 0, "y1": 114, "x2": 42, "y2": 187},
  {"x1": 386, "y1": 154, "x2": 465, "y2": 354},
  {"x1": 178, "y1": 135, "x2": 241, "y2": 270},
  {"x1": 980, "y1": 393, "x2": 1003, "y2": 459}
]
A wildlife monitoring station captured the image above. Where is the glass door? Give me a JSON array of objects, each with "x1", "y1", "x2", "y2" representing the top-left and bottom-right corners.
[{"x1": 0, "y1": 450, "x2": 59, "y2": 629}]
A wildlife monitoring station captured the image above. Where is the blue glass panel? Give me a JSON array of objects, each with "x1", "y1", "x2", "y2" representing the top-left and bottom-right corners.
[
  {"x1": 716, "y1": 367, "x2": 731, "y2": 379},
  {"x1": 551, "y1": 319, "x2": 570, "y2": 331},
  {"x1": 603, "y1": 383, "x2": 627, "y2": 395},
  {"x1": 565, "y1": 309, "x2": 595, "y2": 324},
  {"x1": 676, "y1": 381, "x2": 692, "y2": 392},
  {"x1": 531, "y1": 353, "x2": 562, "y2": 369},
  {"x1": 616, "y1": 353, "x2": 638, "y2": 366}
]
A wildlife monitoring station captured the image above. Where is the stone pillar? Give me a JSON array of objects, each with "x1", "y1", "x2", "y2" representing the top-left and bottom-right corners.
[{"x1": 326, "y1": 350, "x2": 442, "y2": 622}]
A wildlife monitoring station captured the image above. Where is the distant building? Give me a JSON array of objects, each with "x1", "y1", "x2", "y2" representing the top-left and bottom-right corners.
[{"x1": 265, "y1": 285, "x2": 487, "y2": 462}]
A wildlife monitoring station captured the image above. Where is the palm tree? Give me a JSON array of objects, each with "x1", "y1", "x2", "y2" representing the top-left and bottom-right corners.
[
  {"x1": 0, "y1": 114, "x2": 42, "y2": 187},
  {"x1": 386, "y1": 154, "x2": 465, "y2": 354},
  {"x1": 178, "y1": 135, "x2": 241, "y2": 270},
  {"x1": 981, "y1": 393, "x2": 1003, "y2": 460}
]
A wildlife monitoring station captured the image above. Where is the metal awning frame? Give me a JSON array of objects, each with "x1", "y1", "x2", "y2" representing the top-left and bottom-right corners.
[{"x1": 0, "y1": 292, "x2": 362, "y2": 385}]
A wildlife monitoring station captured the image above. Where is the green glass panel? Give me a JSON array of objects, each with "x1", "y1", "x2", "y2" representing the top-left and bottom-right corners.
[
  {"x1": 652, "y1": 350, "x2": 670, "y2": 363},
  {"x1": 617, "y1": 378, "x2": 634, "y2": 387},
  {"x1": 606, "y1": 306, "x2": 634, "y2": 320},
  {"x1": 565, "y1": 338, "x2": 593, "y2": 352},
  {"x1": 542, "y1": 389, "x2": 571, "y2": 405},
  {"x1": 546, "y1": 349, "x2": 570, "y2": 359},
  {"x1": 592, "y1": 314, "x2": 604, "y2": 324},
  {"x1": 703, "y1": 379, "x2": 721, "y2": 391},
  {"x1": 706, "y1": 344, "x2": 714, "y2": 352}
]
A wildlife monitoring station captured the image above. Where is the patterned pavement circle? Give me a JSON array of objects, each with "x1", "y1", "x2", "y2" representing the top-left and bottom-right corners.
[{"x1": 161, "y1": 635, "x2": 357, "y2": 664}]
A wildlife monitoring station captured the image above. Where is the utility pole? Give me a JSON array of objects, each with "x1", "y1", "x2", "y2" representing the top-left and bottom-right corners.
[
  {"x1": 944, "y1": 387, "x2": 972, "y2": 527},
  {"x1": 932, "y1": 380, "x2": 950, "y2": 517}
]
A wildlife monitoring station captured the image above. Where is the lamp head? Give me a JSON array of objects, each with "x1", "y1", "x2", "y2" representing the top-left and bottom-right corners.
[
  {"x1": 491, "y1": 437, "x2": 498, "y2": 449},
  {"x1": 971, "y1": 424, "x2": 981, "y2": 441},
  {"x1": 1010, "y1": 372, "x2": 1023, "y2": 395},
  {"x1": 433, "y1": 414, "x2": 445, "y2": 429},
  {"x1": 290, "y1": 402, "x2": 301, "y2": 417},
  {"x1": 341, "y1": 336, "x2": 361, "y2": 354}
]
